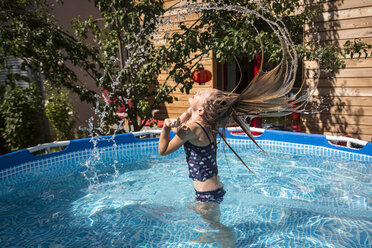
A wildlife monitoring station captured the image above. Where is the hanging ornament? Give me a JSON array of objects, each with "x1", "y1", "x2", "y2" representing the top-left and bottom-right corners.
[
  {"x1": 57, "y1": 60, "x2": 64, "y2": 66},
  {"x1": 191, "y1": 68, "x2": 212, "y2": 85},
  {"x1": 3, "y1": 43, "x2": 9, "y2": 49}
]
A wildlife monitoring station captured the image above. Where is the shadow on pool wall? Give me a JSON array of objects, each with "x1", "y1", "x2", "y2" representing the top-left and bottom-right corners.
[{"x1": 0, "y1": 128, "x2": 371, "y2": 173}]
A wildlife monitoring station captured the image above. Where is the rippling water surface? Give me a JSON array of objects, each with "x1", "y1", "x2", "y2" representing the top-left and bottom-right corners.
[{"x1": 0, "y1": 145, "x2": 371, "y2": 247}]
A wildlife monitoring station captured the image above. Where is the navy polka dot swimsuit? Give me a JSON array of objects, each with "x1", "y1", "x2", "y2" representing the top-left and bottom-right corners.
[{"x1": 184, "y1": 122, "x2": 218, "y2": 181}]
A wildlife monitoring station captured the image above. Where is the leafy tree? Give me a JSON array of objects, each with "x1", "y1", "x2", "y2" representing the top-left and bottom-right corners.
[
  {"x1": 0, "y1": 0, "x2": 100, "y2": 102},
  {"x1": 1, "y1": 0, "x2": 202, "y2": 135},
  {"x1": 183, "y1": 0, "x2": 370, "y2": 75},
  {"x1": 0, "y1": 0, "x2": 98, "y2": 152},
  {"x1": 71, "y1": 0, "x2": 201, "y2": 132},
  {"x1": 1, "y1": 0, "x2": 370, "y2": 149},
  {"x1": 0, "y1": 82, "x2": 44, "y2": 151},
  {"x1": 45, "y1": 83, "x2": 76, "y2": 140}
]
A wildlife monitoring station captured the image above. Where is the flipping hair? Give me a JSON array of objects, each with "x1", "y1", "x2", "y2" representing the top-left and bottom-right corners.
[{"x1": 202, "y1": 42, "x2": 308, "y2": 174}]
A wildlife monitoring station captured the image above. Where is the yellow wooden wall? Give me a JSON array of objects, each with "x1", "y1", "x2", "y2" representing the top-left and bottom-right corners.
[
  {"x1": 302, "y1": 0, "x2": 372, "y2": 142},
  {"x1": 159, "y1": 0, "x2": 372, "y2": 142},
  {"x1": 156, "y1": 0, "x2": 215, "y2": 120}
]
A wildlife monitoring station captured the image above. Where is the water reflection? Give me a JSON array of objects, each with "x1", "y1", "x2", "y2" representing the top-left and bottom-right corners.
[{"x1": 189, "y1": 201, "x2": 236, "y2": 248}]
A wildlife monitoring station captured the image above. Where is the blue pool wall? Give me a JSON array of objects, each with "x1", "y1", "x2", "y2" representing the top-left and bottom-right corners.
[
  {"x1": 0, "y1": 134, "x2": 157, "y2": 172},
  {"x1": 224, "y1": 129, "x2": 372, "y2": 154},
  {"x1": 1, "y1": 129, "x2": 371, "y2": 172}
]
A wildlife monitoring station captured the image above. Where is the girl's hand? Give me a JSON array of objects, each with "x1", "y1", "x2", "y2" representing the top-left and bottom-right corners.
[{"x1": 164, "y1": 118, "x2": 181, "y2": 128}]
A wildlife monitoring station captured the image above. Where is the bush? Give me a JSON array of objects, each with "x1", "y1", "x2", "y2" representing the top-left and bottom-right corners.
[
  {"x1": 45, "y1": 86, "x2": 76, "y2": 141},
  {"x1": 0, "y1": 82, "x2": 44, "y2": 152}
]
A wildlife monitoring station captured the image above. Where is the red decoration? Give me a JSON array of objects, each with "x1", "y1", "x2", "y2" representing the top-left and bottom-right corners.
[
  {"x1": 103, "y1": 90, "x2": 131, "y2": 119},
  {"x1": 251, "y1": 54, "x2": 262, "y2": 132},
  {"x1": 252, "y1": 54, "x2": 261, "y2": 76},
  {"x1": 103, "y1": 90, "x2": 162, "y2": 127},
  {"x1": 57, "y1": 61, "x2": 64, "y2": 66},
  {"x1": 290, "y1": 102, "x2": 301, "y2": 132},
  {"x1": 191, "y1": 68, "x2": 212, "y2": 84}
]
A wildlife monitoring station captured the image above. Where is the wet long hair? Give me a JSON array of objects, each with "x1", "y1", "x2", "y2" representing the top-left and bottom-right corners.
[{"x1": 202, "y1": 44, "x2": 308, "y2": 174}]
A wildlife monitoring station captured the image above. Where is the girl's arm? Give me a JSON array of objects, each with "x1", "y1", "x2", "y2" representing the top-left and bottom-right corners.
[{"x1": 158, "y1": 119, "x2": 194, "y2": 156}]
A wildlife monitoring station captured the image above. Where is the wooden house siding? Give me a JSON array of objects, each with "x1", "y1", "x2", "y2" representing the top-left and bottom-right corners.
[
  {"x1": 156, "y1": 57, "x2": 214, "y2": 119},
  {"x1": 156, "y1": 0, "x2": 215, "y2": 119},
  {"x1": 303, "y1": 0, "x2": 372, "y2": 142},
  {"x1": 160, "y1": 0, "x2": 372, "y2": 142}
]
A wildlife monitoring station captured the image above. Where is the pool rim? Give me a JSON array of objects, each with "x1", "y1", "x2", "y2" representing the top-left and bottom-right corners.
[{"x1": 1, "y1": 128, "x2": 371, "y2": 172}]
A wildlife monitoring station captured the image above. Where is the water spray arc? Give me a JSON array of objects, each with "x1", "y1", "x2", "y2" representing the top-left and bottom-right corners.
[{"x1": 82, "y1": 1, "x2": 319, "y2": 185}]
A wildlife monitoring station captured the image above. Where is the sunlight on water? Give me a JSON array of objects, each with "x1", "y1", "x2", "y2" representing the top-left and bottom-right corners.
[
  {"x1": 0, "y1": 1, "x2": 367, "y2": 247},
  {"x1": 82, "y1": 1, "x2": 319, "y2": 189},
  {"x1": 1, "y1": 144, "x2": 369, "y2": 247}
]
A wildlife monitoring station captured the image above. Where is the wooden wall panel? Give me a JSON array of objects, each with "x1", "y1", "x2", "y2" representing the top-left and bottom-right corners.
[
  {"x1": 303, "y1": 0, "x2": 372, "y2": 141},
  {"x1": 304, "y1": 17, "x2": 372, "y2": 32},
  {"x1": 159, "y1": 1, "x2": 372, "y2": 142},
  {"x1": 305, "y1": 68, "x2": 372, "y2": 78},
  {"x1": 304, "y1": 59, "x2": 372, "y2": 69},
  {"x1": 313, "y1": 6, "x2": 372, "y2": 22},
  {"x1": 305, "y1": 113, "x2": 372, "y2": 124},
  {"x1": 305, "y1": 27, "x2": 372, "y2": 41},
  {"x1": 313, "y1": 37, "x2": 372, "y2": 49},
  {"x1": 155, "y1": 0, "x2": 215, "y2": 119},
  {"x1": 302, "y1": 0, "x2": 372, "y2": 12},
  {"x1": 314, "y1": 87, "x2": 372, "y2": 97},
  {"x1": 311, "y1": 96, "x2": 372, "y2": 106}
]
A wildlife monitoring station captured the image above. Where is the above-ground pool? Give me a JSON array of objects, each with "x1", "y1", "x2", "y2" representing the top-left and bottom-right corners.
[{"x1": 0, "y1": 129, "x2": 371, "y2": 247}]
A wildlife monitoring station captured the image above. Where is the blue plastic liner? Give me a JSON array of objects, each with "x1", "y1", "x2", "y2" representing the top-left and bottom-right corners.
[{"x1": 1, "y1": 129, "x2": 371, "y2": 171}]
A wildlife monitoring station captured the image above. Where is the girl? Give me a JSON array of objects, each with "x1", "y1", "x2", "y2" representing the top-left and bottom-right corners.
[
  {"x1": 158, "y1": 57, "x2": 304, "y2": 205},
  {"x1": 158, "y1": 52, "x2": 305, "y2": 246},
  {"x1": 158, "y1": 88, "x2": 236, "y2": 246},
  {"x1": 158, "y1": 88, "x2": 226, "y2": 204}
]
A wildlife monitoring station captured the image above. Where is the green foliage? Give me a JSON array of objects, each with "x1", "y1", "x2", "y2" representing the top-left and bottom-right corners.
[
  {"x1": 343, "y1": 39, "x2": 372, "y2": 59},
  {"x1": 1, "y1": 0, "x2": 370, "y2": 139},
  {"x1": 71, "y1": 0, "x2": 199, "y2": 131},
  {"x1": 299, "y1": 39, "x2": 372, "y2": 74},
  {"x1": 0, "y1": 82, "x2": 44, "y2": 151},
  {"x1": 45, "y1": 84, "x2": 76, "y2": 140},
  {"x1": 0, "y1": 0, "x2": 99, "y2": 103}
]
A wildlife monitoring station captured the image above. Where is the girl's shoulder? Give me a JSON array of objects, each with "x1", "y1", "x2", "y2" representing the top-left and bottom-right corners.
[
  {"x1": 184, "y1": 122, "x2": 213, "y2": 146},
  {"x1": 174, "y1": 122, "x2": 200, "y2": 138},
  {"x1": 184, "y1": 122, "x2": 211, "y2": 138},
  {"x1": 174, "y1": 122, "x2": 198, "y2": 140},
  {"x1": 184, "y1": 122, "x2": 203, "y2": 132}
]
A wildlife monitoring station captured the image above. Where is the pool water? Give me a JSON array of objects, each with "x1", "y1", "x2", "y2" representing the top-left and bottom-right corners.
[{"x1": 0, "y1": 142, "x2": 371, "y2": 247}]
